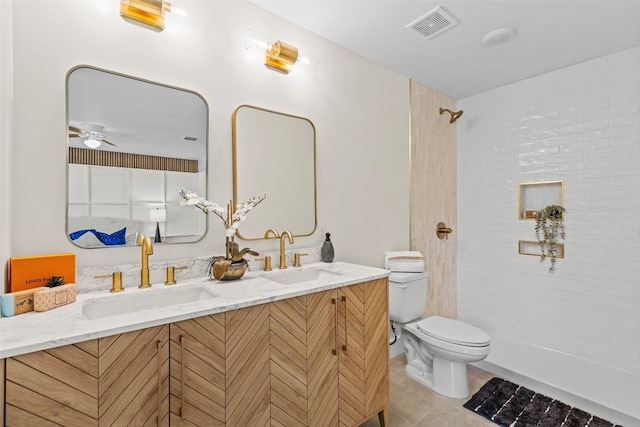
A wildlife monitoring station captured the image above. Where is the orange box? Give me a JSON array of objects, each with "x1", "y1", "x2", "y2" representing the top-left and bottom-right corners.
[{"x1": 8, "y1": 253, "x2": 76, "y2": 293}]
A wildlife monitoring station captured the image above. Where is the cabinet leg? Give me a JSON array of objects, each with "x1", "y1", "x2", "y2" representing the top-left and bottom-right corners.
[{"x1": 378, "y1": 406, "x2": 388, "y2": 427}]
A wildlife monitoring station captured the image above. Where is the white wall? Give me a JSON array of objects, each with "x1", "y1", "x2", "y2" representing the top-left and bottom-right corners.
[
  {"x1": 0, "y1": 0, "x2": 13, "y2": 290},
  {"x1": 3, "y1": 0, "x2": 410, "y2": 275},
  {"x1": 458, "y1": 46, "x2": 640, "y2": 419}
]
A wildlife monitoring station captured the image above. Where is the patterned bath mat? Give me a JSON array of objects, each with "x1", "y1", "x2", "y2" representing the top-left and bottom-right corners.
[{"x1": 464, "y1": 377, "x2": 623, "y2": 427}]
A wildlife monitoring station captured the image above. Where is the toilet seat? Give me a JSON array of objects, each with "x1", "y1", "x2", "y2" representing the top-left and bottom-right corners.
[{"x1": 416, "y1": 316, "x2": 490, "y2": 347}]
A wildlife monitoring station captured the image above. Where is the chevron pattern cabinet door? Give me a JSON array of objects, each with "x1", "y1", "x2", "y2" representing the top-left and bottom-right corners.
[
  {"x1": 307, "y1": 289, "x2": 339, "y2": 427},
  {"x1": 170, "y1": 314, "x2": 226, "y2": 427},
  {"x1": 5, "y1": 340, "x2": 99, "y2": 427},
  {"x1": 270, "y1": 296, "x2": 309, "y2": 427},
  {"x1": 338, "y1": 283, "x2": 367, "y2": 427},
  {"x1": 225, "y1": 303, "x2": 271, "y2": 427},
  {"x1": 364, "y1": 278, "x2": 389, "y2": 423},
  {"x1": 1, "y1": 358, "x2": 5, "y2": 427},
  {"x1": 98, "y1": 325, "x2": 169, "y2": 427},
  {"x1": 338, "y1": 279, "x2": 389, "y2": 427}
]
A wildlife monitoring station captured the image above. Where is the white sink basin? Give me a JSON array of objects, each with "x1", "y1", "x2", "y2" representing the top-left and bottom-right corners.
[
  {"x1": 82, "y1": 285, "x2": 219, "y2": 320},
  {"x1": 265, "y1": 267, "x2": 342, "y2": 285}
]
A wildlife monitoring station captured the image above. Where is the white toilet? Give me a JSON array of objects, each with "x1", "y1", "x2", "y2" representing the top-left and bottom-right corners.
[{"x1": 389, "y1": 271, "x2": 491, "y2": 399}]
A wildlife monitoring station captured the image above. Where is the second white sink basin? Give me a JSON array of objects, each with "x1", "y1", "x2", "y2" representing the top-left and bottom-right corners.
[
  {"x1": 82, "y1": 285, "x2": 219, "y2": 320},
  {"x1": 265, "y1": 267, "x2": 342, "y2": 285}
]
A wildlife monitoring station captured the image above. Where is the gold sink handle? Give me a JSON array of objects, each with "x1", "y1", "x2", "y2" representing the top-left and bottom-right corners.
[
  {"x1": 293, "y1": 253, "x2": 308, "y2": 267},
  {"x1": 95, "y1": 272, "x2": 124, "y2": 293},
  {"x1": 165, "y1": 265, "x2": 188, "y2": 285},
  {"x1": 256, "y1": 256, "x2": 272, "y2": 271}
]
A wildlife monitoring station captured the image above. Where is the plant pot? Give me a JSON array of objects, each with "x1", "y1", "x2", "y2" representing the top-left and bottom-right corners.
[{"x1": 211, "y1": 258, "x2": 248, "y2": 281}]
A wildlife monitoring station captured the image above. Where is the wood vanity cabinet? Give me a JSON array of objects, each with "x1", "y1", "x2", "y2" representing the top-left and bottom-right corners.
[
  {"x1": 4, "y1": 324, "x2": 170, "y2": 426},
  {"x1": 270, "y1": 278, "x2": 389, "y2": 427},
  {"x1": 170, "y1": 313, "x2": 227, "y2": 426},
  {"x1": 337, "y1": 279, "x2": 389, "y2": 427},
  {"x1": 1, "y1": 358, "x2": 4, "y2": 426},
  {"x1": 2, "y1": 278, "x2": 388, "y2": 427},
  {"x1": 172, "y1": 304, "x2": 272, "y2": 427}
]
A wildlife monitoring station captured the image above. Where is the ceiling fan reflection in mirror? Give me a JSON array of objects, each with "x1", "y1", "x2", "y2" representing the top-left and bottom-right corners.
[{"x1": 69, "y1": 123, "x2": 117, "y2": 148}]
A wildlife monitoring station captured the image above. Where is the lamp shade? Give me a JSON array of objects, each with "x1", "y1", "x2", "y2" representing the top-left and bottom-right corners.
[
  {"x1": 84, "y1": 135, "x2": 101, "y2": 149},
  {"x1": 149, "y1": 208, "x2": 167, "y2": 223}
]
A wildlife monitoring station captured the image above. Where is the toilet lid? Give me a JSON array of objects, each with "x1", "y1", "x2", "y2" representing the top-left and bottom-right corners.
[{"x1": 416, "y1": 316, "x2": 490, "y2": 347}]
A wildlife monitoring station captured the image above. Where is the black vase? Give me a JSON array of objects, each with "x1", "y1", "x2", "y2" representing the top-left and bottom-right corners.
[{"x1": 321, "y1": 233, "x2": 334, "y2": 262}]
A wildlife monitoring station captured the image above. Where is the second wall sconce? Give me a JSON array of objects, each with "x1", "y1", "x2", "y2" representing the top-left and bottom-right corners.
[
  {"x1": 247, "y1": 29, "x2": 310, "y2": 74},
  {"x1": 120, "y1": 0, "x2": 172, "y2": 31}
]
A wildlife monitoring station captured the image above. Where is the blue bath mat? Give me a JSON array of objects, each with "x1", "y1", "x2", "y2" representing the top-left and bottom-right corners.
[{"x1": 464, "y1": 377, "x2": 623, "y2": 427}]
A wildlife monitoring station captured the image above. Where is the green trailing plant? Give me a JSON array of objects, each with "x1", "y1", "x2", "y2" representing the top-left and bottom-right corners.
[{"x1": 534, "y1": 205, "x2": 565, "y2": 273}]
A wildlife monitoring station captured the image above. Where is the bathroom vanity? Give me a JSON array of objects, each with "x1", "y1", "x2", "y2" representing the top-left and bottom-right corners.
[{"x1": 0, "y1": 262, "x2": 389, "y2": 427}]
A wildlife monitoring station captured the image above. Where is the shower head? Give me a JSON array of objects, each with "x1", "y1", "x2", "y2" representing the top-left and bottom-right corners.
[{"x1": 439, "y1": 108, "x2": 463, "y2": 124}]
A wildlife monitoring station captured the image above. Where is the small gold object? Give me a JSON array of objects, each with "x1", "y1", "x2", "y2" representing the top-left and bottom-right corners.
[
  {"x1": 264, "y1": 229, "x2": 280, "y2": 239},
  {"x1": 165, "y1": 265, "x2": 188, "y2": 285},
  {"x1": 256, "y1": 256, "x2": 272, "y2": 271},
  {"x1": 95, "y1": 272, "x2": 124, "y2": 293},
  {"x1": 120, "y1": 0, "x2": 172, "y2": 31},
  {"x1": 265, "y1": 40, "x2": 299, "y2": 74},
  {"x1": 279, "y1": 230, "x2": 294, "y2": 269},
  {"x1": 137, "y1": 233, "x2": 154, "y2": 288},
  {"x1": 293, "y1": 253, "x2": 308, "y2": 267},
  {"x1": 436, "y1": 222, "x2": 453, "y2": 240},
  {"x1": 439, "y1": 107, "x2": 463, "y2": 124}
]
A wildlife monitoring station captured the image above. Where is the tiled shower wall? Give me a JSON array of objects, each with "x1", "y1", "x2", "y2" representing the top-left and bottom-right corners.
[{"x1": 457, "y1": 46, "x2": 640, "y2": 407}]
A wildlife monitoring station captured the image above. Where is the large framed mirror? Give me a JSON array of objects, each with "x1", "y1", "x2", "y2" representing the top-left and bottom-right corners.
[
  {"x1": 66, "y1": 65, "x2": 208, "y2": 248},
  {"x1": 232, "y1": 105, "x2": 316, "y2": 240}
]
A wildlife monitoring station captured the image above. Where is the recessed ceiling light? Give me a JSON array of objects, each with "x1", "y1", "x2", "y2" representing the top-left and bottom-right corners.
[{"x1": 481, "y1": 28, "x2": 516, "y2": 47}]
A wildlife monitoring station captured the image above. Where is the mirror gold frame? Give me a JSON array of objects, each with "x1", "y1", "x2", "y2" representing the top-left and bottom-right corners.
[
  {"x1": 232, "y1": 104, "x2": 317, "y2": 240},
  {"x1": 65, "y1": 65, "x2": 209, "y2": 248}
]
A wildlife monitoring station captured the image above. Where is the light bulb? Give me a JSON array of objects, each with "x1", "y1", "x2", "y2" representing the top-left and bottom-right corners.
[{"x1": 84, "y1": 135, "x2": 101, "y2": 149}]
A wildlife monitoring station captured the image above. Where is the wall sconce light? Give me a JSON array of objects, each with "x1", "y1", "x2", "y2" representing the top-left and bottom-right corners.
[
  {"x1": 265, "y1": 41, "x2": 299, "y2": 74},
  {"x1": 149, "y1": 208, "x2": 167, "y2": 243},
  {"x1": 120, "y1": 0, "x2": 172, "y2": 31},
  {"x1": 247, "y1": 29, "x2": 311, "y2": 74}
]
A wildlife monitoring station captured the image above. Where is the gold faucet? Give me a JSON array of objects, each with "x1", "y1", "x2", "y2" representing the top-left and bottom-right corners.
[
  {"x1": 264, "y1": 228, "x2": 280, "y2": 239},
  {"x1": 278, "y1": 230, "x2": 294, "y2": 269},
  {"x1": 137, "y1": 233, "x2": 154, "y2": 288}
]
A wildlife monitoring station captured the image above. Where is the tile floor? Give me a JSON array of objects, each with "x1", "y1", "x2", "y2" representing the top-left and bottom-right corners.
[{"x1": 360, "y1": 353, "x2": 497, "y2": 427}]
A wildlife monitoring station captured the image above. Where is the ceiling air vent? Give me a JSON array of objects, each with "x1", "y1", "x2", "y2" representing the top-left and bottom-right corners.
[{"x1": 406, "y1": 6, "x2": 458, "y2": 40}]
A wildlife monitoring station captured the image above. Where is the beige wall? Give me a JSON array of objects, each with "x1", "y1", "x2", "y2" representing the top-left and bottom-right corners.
[
  {"x1": 410, "y1": 80, "x2": 457, "y2": 318},
  {"x1": 2, "y1": 0, "x2": 410, "y2": 279}
]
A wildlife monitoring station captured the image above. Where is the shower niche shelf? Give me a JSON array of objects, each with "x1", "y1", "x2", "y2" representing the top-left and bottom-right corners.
[
  {"x1": 518, "y1": 240, "x2": 565, "y2": 258},
  {"x1": 518, "y1": 180, "x2": 563, "y2": 220}
]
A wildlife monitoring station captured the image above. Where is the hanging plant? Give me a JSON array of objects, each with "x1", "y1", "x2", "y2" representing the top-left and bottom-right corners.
[{"x1": 534, "y1": 205, "x2": 565, "y2": 273}]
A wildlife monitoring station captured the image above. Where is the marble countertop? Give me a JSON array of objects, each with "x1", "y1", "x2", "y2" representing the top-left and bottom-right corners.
[{"x1": 0, "y1": 262, "x2": 389, "y2": 359}]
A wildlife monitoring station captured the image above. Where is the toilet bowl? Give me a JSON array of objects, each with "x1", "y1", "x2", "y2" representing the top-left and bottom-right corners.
[
  {"x1": 387, "y1": 268, "x2": 491, "y2": 399},
  {"x1": 402, "y1": 316, "x2": 490, "y2": 398}
]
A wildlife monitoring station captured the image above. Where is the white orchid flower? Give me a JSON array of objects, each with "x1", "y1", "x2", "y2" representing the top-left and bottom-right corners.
[{"x1": 180, "y1": 190, "x2": 266, "y2": 236}]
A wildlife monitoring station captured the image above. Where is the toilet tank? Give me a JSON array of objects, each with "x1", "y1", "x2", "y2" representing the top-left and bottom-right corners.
[{"x1": 388, "y1": 272, "x2": 428, "y2": 323}]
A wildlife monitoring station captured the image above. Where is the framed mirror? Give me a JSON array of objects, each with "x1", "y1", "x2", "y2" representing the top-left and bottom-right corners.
[
  {"x1": 232, "y1": 105, "x2": 316, "y2": 240},
  {"x1": 66, "y1": 65, "x2": 208, "y2": 248}
]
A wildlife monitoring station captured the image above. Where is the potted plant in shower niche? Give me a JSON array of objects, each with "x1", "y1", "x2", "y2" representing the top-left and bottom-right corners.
[
  {"x1": 534, "y1": 204, "x2": 565, "y2": 273},
  {"x1": 180, "y1": 189, "x2": 266, "y2": 280}
]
